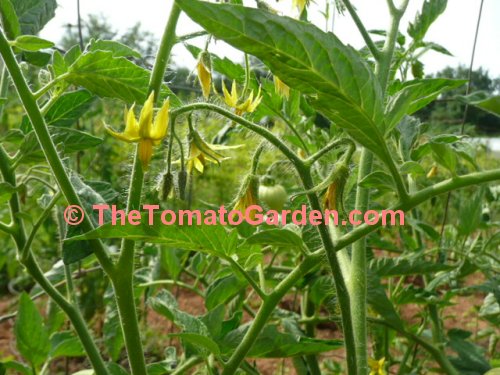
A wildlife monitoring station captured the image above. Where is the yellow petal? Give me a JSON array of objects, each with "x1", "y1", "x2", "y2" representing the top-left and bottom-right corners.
[
  {"x1": 138, "y1": 139, "x2": 154, "y2": 169},
  {"x1": 150, "y1": 99, "x2": 170, "y2": 141},
  {"x1": 247, "y1": 88, "x2": 262, "y2": 113},
  {"x1": 104, "y1": 123, "x2": 140, "y2": 143},
  {"x1": 237, "y1": 92, "x2": 253, "y2": 113},
  {"x1": 230, "y1": 80, "x2": 239, "y2": 105},
  {"x1": 139, "y1": 92, "x2": 155, "y2": 138},
  {"x1": 124, "y1": 104, "x2": 140, "y2": 138},
  {"x1": 222, "y1": 80, "x2": 238, "y2": 108},
  {"x1": 197, "y1": 53, "x2": 212, "y2": 99},
  {"x1": 274, "y1": 76, "x2": 290, "y2": 99},
  {"x1": 193, "y1": 156, "x2": 205, "y2": 173}
]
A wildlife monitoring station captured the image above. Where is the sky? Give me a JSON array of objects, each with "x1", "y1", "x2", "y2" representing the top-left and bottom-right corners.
[{"x1": 40, "y1": 0, "x2": 500, "y2": 78}]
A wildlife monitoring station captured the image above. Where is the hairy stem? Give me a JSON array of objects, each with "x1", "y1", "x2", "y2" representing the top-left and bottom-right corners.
[
  {"x1": 0, "y1": 145, "x2": 109, "y2": 375},
  {"x1": 221, "y1": 254, "x2": 321, "y2": 375},
  {"x1": 348, "y1": 4, "x2": 408, "y2": 372},
  {"x1": 0, "y1": 29, "x2": 115, "y2": 274},
  {"x1": 341, "y1": 0, "x2": 380, "y2": 60},
  {"x1": 110, "y1": 3, "x2": 181, "y2": 374}
]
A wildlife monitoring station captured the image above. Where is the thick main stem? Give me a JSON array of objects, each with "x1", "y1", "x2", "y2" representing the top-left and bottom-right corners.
[
  {"x1": 109, "y1": 3, "x2": 181, "y2": 374},
  {"x1": 301, "y1": 171, "x2": 358, "y2": 374},
  {"x1": 349, "y1": 3, "x2": 408, "y2": 372}
]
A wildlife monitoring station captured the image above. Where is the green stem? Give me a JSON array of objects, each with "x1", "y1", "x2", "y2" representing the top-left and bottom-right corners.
[
  {"x1": 341, "y1": 0, "x2": 381, "y2": 61},
  {"x1": 21, "y1": 191, "x2": 62, "y2": 261},
  {"x1": 221, "y1": 254, "x2": 321, "y2": 375},
  {"x1": 0, "y1": 146, "x2": 109, "y2": 375},
  {"x1": 330, "y1": 169, "x2": 500, "y2": 254},
  {"x1": 110, "y1": 4, "x2": 182, "y2": 374},
  {"x1": 302, "y1": 289, "x2": 322, "y2": 375},
  {"x1": 33, "y1": 73, "x2": 69, "y2": 99},
  {"x1": 149, "y1": 2, "x2": 181, "y2": 101},
  {"x1": 349, "y1": 148, "x2": 373, "y2": 374},
  {"x1": 228, "y1": 258, "x2": 267, "y2": 300},
  {"x1": 170, "y1": 103, "x2": 304, "y2": 168},
  {"x1": 0, "y1": 29, "x2": 115, "y2": 275},
  {"x1": 305, "y1": 138, "x2": 355, "y2": 166},
  {"x1": 300, "y1": 170, "x2": 358, "y2": 374},
  {"x1": 348, "y1": 3, "x2": 408, "y2": 372}
]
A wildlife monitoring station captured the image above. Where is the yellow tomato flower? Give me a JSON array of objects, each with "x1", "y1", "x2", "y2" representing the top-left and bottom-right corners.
[
  {"x1": 368, "y1": 357, "x2": 387, "y2": 375},
  {"x1": 222, "y1": 80, "x2": 262, "y2": 115},
  {"x1": 233, "y1": 175, "x2": 259, "y2": 220},
  {"x1": 105, "y1": 92, "x2": 170, "y2": 169},
  {"x1": 197, "y1": 51, "x2": 212, "y2": 99},
  {"x1": 186, "y1": 130, "x2": 241, "y2": 174},
  {"x1": 274, "y1": 76, "x2": 290, "y2": 99},
  {"x1": 427, "y1": 165, "x2": 438, "y2": 178}
]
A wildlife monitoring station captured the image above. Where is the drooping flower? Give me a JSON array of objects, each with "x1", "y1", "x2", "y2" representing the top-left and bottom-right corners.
[
  {"x1": 233, "y1": 175, "x2": 259, "y2": 219},
  {"x1": 426, "y1": 165, "x2": 438, "y2": 178},
  {"x1": 368, "y1": 357, "x2": 386, "y2": 375},
  {"x1": 105, "y1": 92, "x2": 170, "y2": 169},
  {"x1": 197, "y1": 51, "x2": 212, "y2": 99},
  {"x1": 222, "y1": 80, "x2": 262, "y2": 115},
  {"x1": 322, "y1": 164, "x2": 349, "y2": 215},
  {"x1": 186, "y1": 130, "x2": 241, "y2": 174},
  {"x1": 274, "y1": 76, "x2": 290, "y2": 99}
]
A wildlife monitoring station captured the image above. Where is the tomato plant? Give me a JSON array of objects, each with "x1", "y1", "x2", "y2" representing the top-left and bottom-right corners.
[{"x1": 0, "y1": 0, "x2": 499, "y2": 374}]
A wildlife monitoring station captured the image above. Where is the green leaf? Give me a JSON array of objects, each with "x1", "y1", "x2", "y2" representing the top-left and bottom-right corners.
[
  {"x1": 17, "y1": 126, "x2": 102, "y2": 164},
  {"x1": 205, "y1": 275, "x2": 247, "y2": 311},
  {"x1": 0, "y1": 0, "x2": 21, "y2": 39},
  {"x1": 10, "y1": 0, "x2": 57, "y2": 35},
  {"x1": 457, "y1": 190, "x2": 483, "y2": 236},
  {"x1": 408, "y1": 0, "x2": 447, "y2": 42},
  {"x1": 0, "y1": 361, "x2": 31, "y2": 375},
  {"x1": 103, "y1": 296, "x2": 124, "y2": 362},
  {"x1": 399, "y1": 161, "x2": 425, "y2": 176},
  {"x1": 49, "y1": 331, "x2": 85, "y2": 359},
  {"x1": 430, "y1": 142, "x2": 457, "y2": 173},
  {"x1": 87, "y1": 39, "x2": 142, "y2": 58},
  {"x1": 12, "y1": 35, "x2": 54, "y2": 51},
  {"x1": 386, "y1": 79, "x2": 465, "y2": 131},
  {"x1": 66, "y1": 51, "x2": 181, "y2": 106},
  {"x1": 168, "y1": 333, "x2": 221, "y2": 357},
  {"x1": 45, "y1": 90, "x2": 95, "y2": 127},
  {"x1": 366, "y1": 273, "x2": 404, "y2": 331},
  {"x1": 358, "y1": 171, "x2": 395, "y2": 191},
  {"x1": 149, "y1": 290, "x2": 210, "y2": 336},
  {"x1": 222, "y1": 324, "x2": 342, "y2": 358},
  {"x1": 370, "y1": 257, "x2": 453, "y2": 277},
  {"x1": 69, "y1": 215, "x2": 241, "y2": 259},
  {"x1": 448, "y1": 329, "x2": 491, "y2": 374},
  {"x1": 419, "y1": 41, "x2": 453, "y2": 56},
  {"x1": 62, "y1": 174, "x2": 111, "y2": 264},
  {"x1": 457, "y1": 92, "x2": 500, "y2": 118},
  {"x1": 23, "y1": 50, "x2": 51, "y2": 66},
  {"x1": 107, "y1": 363, "x2": 129, "y2": 375},
  {"x1": 14, "y1": 293, "x2": 50, "y2": 368},
  {"x1": 245, "y1": 228, "x2": 304, "y2": 248},
  {"x1": 177, "y1": 0, "x2": 391, "y2": 163}
]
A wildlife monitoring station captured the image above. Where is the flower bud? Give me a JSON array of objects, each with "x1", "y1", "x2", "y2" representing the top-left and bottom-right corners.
[
  {"x1": 158, "y1": 171, "x2": 174, "y2": 201},
  {"x1": 197, "y1": 51, "x2": 212, "y2": 99}
]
